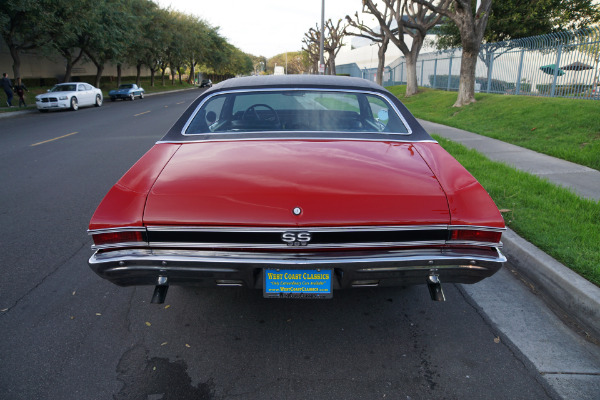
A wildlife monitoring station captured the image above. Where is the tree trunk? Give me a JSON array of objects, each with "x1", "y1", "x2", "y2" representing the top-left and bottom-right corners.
[
  {"x1": 405, "y1": 54, "x2": 419, "y2": 97},
  {"x1": 376, "y1": 38, "x2": 389, "y2": 86},
  {"x1": 136, "y1": 64, "x2": 142, "y2": 86},
  {"x1": 64, "y1": 61, "x2": 74, "y2": 83},
  {"x1": 63, "y1": 49, "x2": 84, "y2": 83},
  {"x1": 189, "y1": 61, "x2": 195, "y2": 84},
  {"x1": 327, "y1": 52, "x2": 336, "y2": 75},
  {"x1": 94, "y1": 64, "x2": 104, "y2": 88},
  {"x1": 117, "y1": 64, "x2": 122, "y2": 87},
  {"x1": 150, "y1": 69, "x2": 156, "y2": 87},
  {"x1": 450, "y1": 0, "x2": 491, "y2": 106},
  {"x1": 454, "y1": 49, "x2": 478, "y2": 106},
  {"x1": 8, "y1": 44, "x2": 21, "y2": 79}
]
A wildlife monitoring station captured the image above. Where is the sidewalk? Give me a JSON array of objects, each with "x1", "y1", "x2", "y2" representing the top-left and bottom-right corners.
[
  {"x1": 418, "y1": 119, "x2": 600, "y2": 201},
  {"x1": 418, "y1": 119, "x2": 600, "y2": 340},
  {"x1": 419, "y1": 119, "x2": 600, "y2": 399}
]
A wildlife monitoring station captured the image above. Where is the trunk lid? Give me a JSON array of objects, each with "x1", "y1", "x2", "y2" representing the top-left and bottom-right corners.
[{"x1": 143, "y1": 140, "x2": 450, "y2": 227}]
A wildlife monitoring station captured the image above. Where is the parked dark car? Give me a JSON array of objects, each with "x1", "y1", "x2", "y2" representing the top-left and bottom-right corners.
[
  {"x1": 88, "y1": 75, "x2": 506, "y2": 304},
  {"x1": 109, "y1": 83, "x2": 145, "y2": 101},
  {"x1": 200, "y1": 79, "x2": 212, "y2": 88}
]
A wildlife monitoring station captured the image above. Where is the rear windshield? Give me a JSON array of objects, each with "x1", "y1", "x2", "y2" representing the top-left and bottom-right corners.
[{"x1": 184, "y1": 89, "x2": 409, "y2": 135}]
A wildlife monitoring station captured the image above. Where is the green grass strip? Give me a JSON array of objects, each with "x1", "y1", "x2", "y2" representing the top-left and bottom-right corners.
[
  {"x1": 388, "y1": 86, "x2": 600, "y2": 171},
  {"x1": 433, "y1": 135, "x2": 600, "y2": 286}
]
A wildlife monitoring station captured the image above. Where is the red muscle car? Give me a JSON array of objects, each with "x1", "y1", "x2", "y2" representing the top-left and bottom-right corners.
[{"x1": 88, "y1": 75, "x2": 505, "y2": 303}]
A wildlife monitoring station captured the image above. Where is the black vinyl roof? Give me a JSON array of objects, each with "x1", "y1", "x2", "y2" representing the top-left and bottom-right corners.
[
  {"x1": 159, "y1": 75, "x2": 434, "y2": 143},
  {"x1": 213, "y1": 74, "x2": 385, "y2": 92}
]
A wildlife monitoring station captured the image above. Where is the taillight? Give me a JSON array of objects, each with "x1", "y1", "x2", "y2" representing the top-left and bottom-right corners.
[
  {"x1": 450, "y1": 229, "x2": 502, "y2": 244},
  {"x1": 92, "y1": 230, "x2": 145, "y2": 247}
]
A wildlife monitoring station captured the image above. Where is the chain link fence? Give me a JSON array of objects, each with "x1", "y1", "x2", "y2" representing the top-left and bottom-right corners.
[{"x1": 337, "y1": 27, "x2": 600, "y2": 100}]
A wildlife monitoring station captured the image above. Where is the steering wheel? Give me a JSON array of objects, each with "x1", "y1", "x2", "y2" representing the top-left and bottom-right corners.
[{"x1": 242, "y1": 103, "x2": 281, "y2": 128}]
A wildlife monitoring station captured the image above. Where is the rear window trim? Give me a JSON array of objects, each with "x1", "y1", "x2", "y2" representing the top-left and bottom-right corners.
[{"x1": 180, "y1": 88, "x2": 413, "y2": 137}]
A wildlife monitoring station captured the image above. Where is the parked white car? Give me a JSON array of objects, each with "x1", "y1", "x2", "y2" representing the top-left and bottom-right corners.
[{"x1": 36, "y1": 82, "x2": 103, "y2": 112}]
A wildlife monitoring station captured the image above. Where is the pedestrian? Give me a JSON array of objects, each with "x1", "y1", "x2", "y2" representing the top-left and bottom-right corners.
[
  {"x1": 13, "y1": 77, "x2": 29, "y2": 107},
  {"x1": 1, "y1": 73, "x2": 14, "y2": 107}
]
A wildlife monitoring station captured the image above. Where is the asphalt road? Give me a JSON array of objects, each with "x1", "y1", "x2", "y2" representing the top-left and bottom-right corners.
[{"x1": 0, "y1": 89, "x2": 558, "y2": 399}]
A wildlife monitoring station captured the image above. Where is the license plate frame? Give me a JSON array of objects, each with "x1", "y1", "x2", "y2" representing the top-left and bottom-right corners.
[{"x1": 263, "y1": 269, "x2": 333, "y2": 299}]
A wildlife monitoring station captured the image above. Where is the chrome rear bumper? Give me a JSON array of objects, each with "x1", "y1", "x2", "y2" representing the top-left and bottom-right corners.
[{"x1": 89, "y1": 246, "x2": 506, "y2": 289}]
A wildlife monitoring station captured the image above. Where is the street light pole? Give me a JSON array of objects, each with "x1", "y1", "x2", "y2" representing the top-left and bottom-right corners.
[{"x1": 319, "y1": 0, "x2": 325, "y2": 75}]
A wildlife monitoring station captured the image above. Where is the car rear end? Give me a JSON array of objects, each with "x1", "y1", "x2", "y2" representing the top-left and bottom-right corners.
[
  {"x1": 88, "y1": 76, "x2": 506, "y2": 303},
  {"x1": 88, "y1": 140, "x2": 505, "y2": 302}
]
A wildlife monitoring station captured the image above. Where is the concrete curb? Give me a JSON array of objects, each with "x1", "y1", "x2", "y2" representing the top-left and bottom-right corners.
[
  {"x1": 0, "y1": 109, "x2": 36, "y2": 118},
  {"x1": 502, "y1": 228, "x2": 600, "y2": 340}
]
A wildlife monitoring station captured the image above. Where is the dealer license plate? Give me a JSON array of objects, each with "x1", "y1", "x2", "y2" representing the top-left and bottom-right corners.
[{"x1": 264, "y1": 269, "x2": 332, "y2": 299}]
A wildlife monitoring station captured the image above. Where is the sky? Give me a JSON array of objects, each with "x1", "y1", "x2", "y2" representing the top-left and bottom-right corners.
[{"x1": 155, "y1": 0, "x2": 373, "y2": 58}]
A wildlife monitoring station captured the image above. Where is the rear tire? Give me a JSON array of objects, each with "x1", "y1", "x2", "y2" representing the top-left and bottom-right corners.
[
  {"x1": 95, "y1": 94, "x2": 102, "y2": 107},
  {"x1": 139, "y1": 92, "x2": 144, "y2": 99}
]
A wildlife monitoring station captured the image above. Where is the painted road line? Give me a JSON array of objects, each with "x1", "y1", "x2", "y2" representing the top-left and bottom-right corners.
[
  {"x1": 134, "y1": 111, "x2": 151, "y2": 117},
  {"x1": 31, "y1": 132, "x2": 78, "y2": 147}
]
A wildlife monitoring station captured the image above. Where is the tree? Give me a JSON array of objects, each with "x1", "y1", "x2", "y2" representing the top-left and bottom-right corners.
[
  {"x1": 83, "y1": 0, "x2": 135, "y2": 88},
  {"x1": 208, "y1": 43, "x2": 252, "y2": 77},
  {"x1": 199, "y1": 29, "x2": 230, "y2": 75},
  {"x1": 323, "y1": 19, "x2": 347, "y2": 75},
  {"x1": 266, "y1": 52, "x2": 293, "y2": 74},
  {"x1": 180, "y1": 17, "x2": 211, "y2": 84},
  {"x1": 140, "y1": 6, "x2": 172, "y2": 87},
  {"x1": 435, "y1": 0, "x2": 600, "y2": 48},
  {"x1": 166, "y1": 12, "x2": 188, "y2": 85},
  {"x1": 267, "y1": 52, "x2": 306, "y2": 75},
  {"x1": 2, "y1": 0, "x2": 257, "y2": 85},
  {"x1": 122, "y1": 0, "x2": 158, "y2": 86},
  {"x1": 303, "y1": 19, "x2": 346, "y2": 75},
  {"x1": 303, "y1": 27, "x2": 324, "y2": 74},
  {"x1": 413, "y1": 0, "x2": 492, "y2": 106},
  {"x1": 42, "y1": 0, "x2": 92, "y2": 82},
  {"x1": 345, "y1": 6, "x2": 393, "y2": 86},
  {"x1": 362, "y1": 0, "x2": 449, "y2": 96},
  {"x1": 249, "y1": 55, "x2": 268, "y2": 75},
  {"x1": 0, "y1": 0, "x2": 50, "y2": 78},
  {"x1": 433, "y1": 0, "x2": 600, "y2": 84}
]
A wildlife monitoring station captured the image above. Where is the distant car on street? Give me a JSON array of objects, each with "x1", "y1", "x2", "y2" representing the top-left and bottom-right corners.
[
  {"x1": 108, "y1": 83, "x2": 145, "y2": 101},
  {"x1": 200, "y1": 79, "x2": 212, "y2": 88},
  {"x1": 35, "y1": 82, "x2": 103, "y2": 112}
]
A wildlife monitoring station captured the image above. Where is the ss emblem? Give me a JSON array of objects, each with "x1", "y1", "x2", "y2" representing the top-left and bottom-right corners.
[{"x1": 281, "y1": 231, "x2": 311, "y2": 246}]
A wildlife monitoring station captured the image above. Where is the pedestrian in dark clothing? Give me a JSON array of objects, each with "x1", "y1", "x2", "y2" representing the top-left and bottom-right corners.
[
  {"x1": 13, "y1": 77, "x2": 28, "y2": 107},
  {"x1": 1, "y1": 73, "x2": 14, "y2": 107}
]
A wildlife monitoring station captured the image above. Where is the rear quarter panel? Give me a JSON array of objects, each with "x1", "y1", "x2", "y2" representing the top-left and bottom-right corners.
[
  {"x1": 89, "y1": 144, "x2": 181, "y2": 230},
  {"x1": 413, "y1": 142, "x2": 505, "y2": 228}
]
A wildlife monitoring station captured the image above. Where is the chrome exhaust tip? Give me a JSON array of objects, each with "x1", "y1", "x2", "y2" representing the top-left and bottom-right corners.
[
  {"x1": 151, "y1": 276, "x2": 169, "y2": 304},
  {"x1": 427, "y1": 273, "x2": 446, "y2": 302}
]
